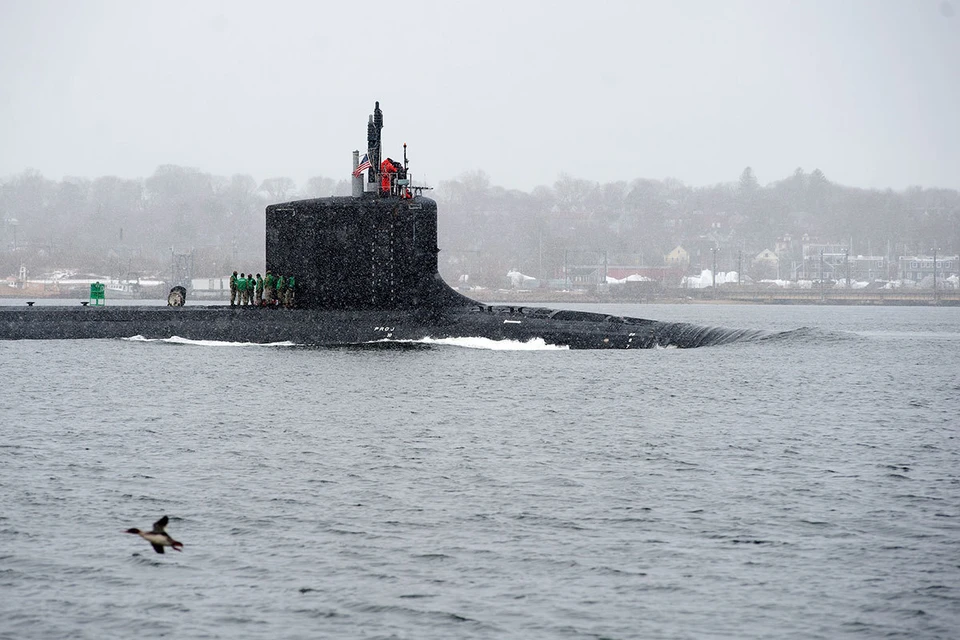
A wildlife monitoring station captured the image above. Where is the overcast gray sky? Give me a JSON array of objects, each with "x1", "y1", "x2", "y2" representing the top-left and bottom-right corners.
[{"x1": 1, "y1": 0, "x2": 958, "y2": 191}]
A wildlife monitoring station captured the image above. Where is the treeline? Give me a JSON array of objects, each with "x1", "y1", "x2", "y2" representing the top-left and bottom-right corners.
[
  {"x1": 2, "y1": 165, "x2": 958, "y2": 285},
  {"x1": 434, "y1": 168, "x2": 960, "y2": 284},
  {"x1": 0, "y1": 166, "x2": 350, "y2": 278}
]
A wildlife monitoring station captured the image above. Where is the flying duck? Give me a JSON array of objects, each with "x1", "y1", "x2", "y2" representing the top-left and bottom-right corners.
[{"x1": 125, "y1": 515, "x2": 184, "y2": 554}]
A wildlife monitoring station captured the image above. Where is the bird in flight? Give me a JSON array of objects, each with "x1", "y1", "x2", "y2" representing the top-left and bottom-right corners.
[{"x1": 125, "y1": 515, "x2": 184, "y2": 554}]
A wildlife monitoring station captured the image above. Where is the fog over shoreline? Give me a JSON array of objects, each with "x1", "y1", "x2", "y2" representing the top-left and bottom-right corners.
[{"x1": 3, "y1": 163, "x2": 958, "y2": 195}]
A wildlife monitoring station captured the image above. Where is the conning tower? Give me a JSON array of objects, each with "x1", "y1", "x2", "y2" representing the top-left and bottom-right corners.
[{"x1": 265, "y1": 102, "x2": 473, "y2": 311}]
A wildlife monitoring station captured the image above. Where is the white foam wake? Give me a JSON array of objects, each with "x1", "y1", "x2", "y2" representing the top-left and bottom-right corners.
[
  {"x1": 123, "y1": 335, "x2": 566, "y2": 350},
  {"x1": 123, "y1": 335, "x2": 296, "y2": 347},
  {"x1": 371, "y1": 336, "x2": 568, "y2": 351}
]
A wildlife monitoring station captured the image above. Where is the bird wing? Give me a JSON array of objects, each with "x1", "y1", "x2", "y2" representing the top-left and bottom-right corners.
[
  {"x1": 151, "y1": 543, "x2": 165, "y2": 554},
  {"x1": 152, "y1": 516, "x2": 169, "y2": 533}
]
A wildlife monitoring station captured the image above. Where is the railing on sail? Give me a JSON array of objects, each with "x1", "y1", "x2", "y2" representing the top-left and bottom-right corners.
[
  {"x1": 376, "y1": 142, "x2": 432, "y2": 199},
  {"x1": 382, "y1": 173, "x2": 432, "y2": 199}
]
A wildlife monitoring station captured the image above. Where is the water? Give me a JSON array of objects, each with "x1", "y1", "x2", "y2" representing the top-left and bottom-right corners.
[{"x1": 1, "y1": 303, "x2": 958, "y2": 639}]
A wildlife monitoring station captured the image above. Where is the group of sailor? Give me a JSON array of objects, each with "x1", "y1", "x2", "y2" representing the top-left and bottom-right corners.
[{"x1": 229, "y1": 271, "x2": 295, "y2": 308}]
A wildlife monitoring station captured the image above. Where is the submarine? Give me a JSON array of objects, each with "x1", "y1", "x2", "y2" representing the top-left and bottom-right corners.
[{"x1": 0, "y1": 102, "x2": 761, "y2": 348}]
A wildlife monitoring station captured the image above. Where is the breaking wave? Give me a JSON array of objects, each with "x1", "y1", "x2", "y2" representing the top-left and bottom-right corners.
[
  {"x1": 123, "y1": 335, "x2": 297, "y2": 347},
  {"x1": 652, "y1": 324, "x2": 854, "y2": 348},
  {"x1": 650, "y1": 323, "x2": 772, "y2": 348},
  {"x1": 368, "y1": 336, "x2": 569, "y2": 351},
  {"x1": 120, "y1": 328, "x2": 845, "y2": 350}
]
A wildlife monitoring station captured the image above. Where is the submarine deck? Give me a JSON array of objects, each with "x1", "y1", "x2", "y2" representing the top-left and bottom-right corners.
[{"x1": 0, "y1": 304, "x2": 758, "y2": 348}]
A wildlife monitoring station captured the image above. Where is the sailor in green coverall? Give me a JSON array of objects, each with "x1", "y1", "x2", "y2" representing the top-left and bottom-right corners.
[
  {"x1": 284, "y1": 275, "x2": 295, "y2": 307},
  {"x1": 263, "y1": 271, "x2": 275, "y2": 306},
  {"x1": 276, "y1": 274, "x2": 287, "y2": 307},
  {"x1": 238, "y1": 273, "x2": 248, "y2": 305}
]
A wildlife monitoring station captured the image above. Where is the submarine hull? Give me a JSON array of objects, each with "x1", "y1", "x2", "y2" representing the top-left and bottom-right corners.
[{"x1": 0, "y1": 304, "x2": 758, "y2": 349}]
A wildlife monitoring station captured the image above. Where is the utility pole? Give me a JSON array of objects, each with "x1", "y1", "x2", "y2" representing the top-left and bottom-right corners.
[
  {"x1": 538, "y1": 228, "x2": 543, "y2": 283},
  {"x1": 933, "y1": 247, "x2": 938, "y2": 304},
  {"x1": 819, "y1": 249, "x2": 825, "y2": 302},
  {"x1": 711, "y1": 246, "x2": 719, "y2": 297},
  {"x1": 738, "y1": 250, "x2": 742, "y2": 286},
  {"x1": 844, "y1": 249, "x2": 850, "y2": 289}
]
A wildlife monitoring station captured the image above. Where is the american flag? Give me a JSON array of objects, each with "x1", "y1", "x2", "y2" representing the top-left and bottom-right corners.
[{"x1": 352, "y1": 153, "x2": 371, "y2": 177}]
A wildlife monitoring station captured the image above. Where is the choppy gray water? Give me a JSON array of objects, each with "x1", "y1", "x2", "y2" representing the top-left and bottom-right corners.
[{"x1": 1, "y1": 303, "x2": 958, "y2": 639}]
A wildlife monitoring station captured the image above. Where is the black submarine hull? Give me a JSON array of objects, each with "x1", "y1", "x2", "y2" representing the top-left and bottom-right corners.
[{"x1": 0, "y1": 304, "x2": 763, "y2": 348}]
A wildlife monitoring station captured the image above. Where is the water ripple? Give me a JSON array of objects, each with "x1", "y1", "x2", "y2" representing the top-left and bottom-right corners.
[{"x1": 1, "y1": 305, "x2": 959, "y2": 639}]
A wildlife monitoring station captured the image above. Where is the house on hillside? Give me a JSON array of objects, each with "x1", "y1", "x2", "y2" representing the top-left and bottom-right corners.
[
  {"x1": 849, "y1": 256, "x2": 888, "y2": 282},
  {"x1": 799, "y1": 243, "x2": 847, "y2": 280},
  {"x1": 898, "y1": 255, "x2": 958, "y2": 285},
  {"x1": 752, "y1": 249, "x2": 780, "y2": 279},
  {"x1": 664, "y1": 246, "x2": 690, "y2": 268}
]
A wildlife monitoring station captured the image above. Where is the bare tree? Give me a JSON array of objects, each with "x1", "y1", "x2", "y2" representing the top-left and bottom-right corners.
[{"x1": 259, "y1": 177, "x2": 296, "y2": 203}]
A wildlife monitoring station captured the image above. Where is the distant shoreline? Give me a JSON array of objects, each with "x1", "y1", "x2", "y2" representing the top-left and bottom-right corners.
[
  {"x1": 466, "y1": 288, "x2": 960, "y2": 307},
  {"x1": 2, "y1": 286, "x2": 956, "y2": 307}
]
